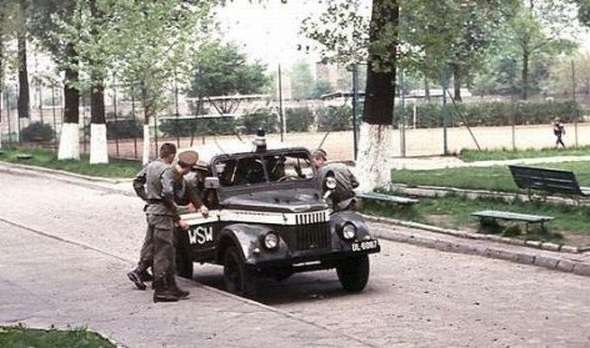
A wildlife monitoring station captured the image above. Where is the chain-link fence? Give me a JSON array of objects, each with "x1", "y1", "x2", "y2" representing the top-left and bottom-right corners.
[{"x1": 1, "y1": 70, "x2": 589, "y2": 163}]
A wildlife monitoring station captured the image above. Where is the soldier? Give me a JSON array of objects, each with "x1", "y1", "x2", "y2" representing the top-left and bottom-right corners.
[
  {"x1": 128, "y1": 144, "x2": 203, "y2": 302},
  {"x1": 312, "y1": 149, "x2": 359, "y2": 211}
]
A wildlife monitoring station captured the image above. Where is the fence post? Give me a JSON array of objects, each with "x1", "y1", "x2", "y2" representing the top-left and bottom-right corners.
[
  {"x1": 571, "y1": 60, "x2": 578, "y2": 148},
  {"x1": 351, "y1": 63, "x2": 359, "y2": 161},
  {"x1": 5, "y1": 88, "x2": 11, "y2": 146},
  {"x1": 113, "y1": 74, "x2": 119, "y2": 157},
  {"x1": 131, "y1": 84, "x2": 138, "y2": 159},
  {"x1": 51, "y1": 85, "x2": 57, "y2": 150}
]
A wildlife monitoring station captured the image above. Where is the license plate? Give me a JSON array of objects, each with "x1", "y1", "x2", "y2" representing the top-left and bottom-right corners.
[{"x1": 351, "y1": 240, "x2": 378, "y2": 252}]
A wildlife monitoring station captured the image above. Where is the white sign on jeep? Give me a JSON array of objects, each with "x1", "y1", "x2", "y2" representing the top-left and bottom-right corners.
[{"x1": 188, "y1": 226, "x2": 214, "y2": 245}]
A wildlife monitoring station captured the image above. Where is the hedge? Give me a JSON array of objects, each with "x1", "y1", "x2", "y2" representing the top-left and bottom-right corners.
[
  {"x1": 394, "y1": 100, "x2": 581, "y2": 128},
  {"x1": 21, "y1": 122, "x2": 55, "y2": 142},
  {"x1": 317, "y1": 105, "x2": 353, "y2": 131},
  {"x1": 286, "y1": 107, "x2": 314, "y2": 133}
]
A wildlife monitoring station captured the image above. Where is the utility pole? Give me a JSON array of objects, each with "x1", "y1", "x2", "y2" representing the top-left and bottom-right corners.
[
  {"x1": 571, "y1": 60, "x2": 578, "y2": 147},
  {"x1": 441, "y1": 70, "x2": 449, "y2": 156},
  {"x1": 399, "y1": 66, "x2": 406, "y2": 158},
  {"x1": 278, "y1": 63, "x2": 285, "y2": 142},
  {"x1": 351, "y1": 64, "x2": 359, "y2": 160}
]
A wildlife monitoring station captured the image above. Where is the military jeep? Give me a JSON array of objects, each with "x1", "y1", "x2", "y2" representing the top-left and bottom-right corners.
[{"x1": 175, "y1": 134, "x2": 380, "y2": 297}]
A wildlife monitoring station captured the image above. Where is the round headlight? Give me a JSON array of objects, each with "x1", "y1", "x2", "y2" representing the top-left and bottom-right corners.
[
  {"x1": 342, "y1": 223, "x2": 357, "y2": 240},
  {"x1": 263, "y1": 232, "x2": 279, "y2": 250},
  {"x1": 325, "y1": 176, "x2": 337, "y2": 190}
]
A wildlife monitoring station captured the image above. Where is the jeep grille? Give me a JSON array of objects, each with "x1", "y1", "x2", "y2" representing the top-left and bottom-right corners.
[
  {"x1": 294, "y1": 223, "x2": 330, "y2": 250},
  {"x1": 295, "y1": 211, "x2": 327, "y2": 225}
]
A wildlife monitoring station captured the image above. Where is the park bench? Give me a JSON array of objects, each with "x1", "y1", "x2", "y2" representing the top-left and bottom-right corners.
[
  {"x1": 15, "y1": 154, "x2": 33, "y2": 160},
  {"x1": 508, "y1": 165, "x2": 590, "y2": 199},
  {"x1": 471, "y1": 210, "x2": 554, "y2": 232},
  {"x1": 357, "y1": 191, "x2": 419, "y2": 206}
]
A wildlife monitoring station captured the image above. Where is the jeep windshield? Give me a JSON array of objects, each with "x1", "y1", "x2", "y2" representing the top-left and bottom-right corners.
[{"x1": 213, "y1": 150, "x2": 314, "y2": 187}]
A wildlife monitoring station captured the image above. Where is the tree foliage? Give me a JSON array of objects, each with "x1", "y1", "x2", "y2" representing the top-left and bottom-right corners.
[{"x1": 189, "y1": 41, "x2": 269, "y2": 98}]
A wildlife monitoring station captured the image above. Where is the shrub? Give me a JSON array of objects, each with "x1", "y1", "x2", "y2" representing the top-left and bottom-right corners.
[
  {"x1": 394, "y1": 100, "x2": 581, "y2": 129},
  {"x1": 21, "y1": 122, "x2": 55, "y2": 142},
  {"x1": 317, "y1": 105, "x2": 352, "y2": 131},
  {"x1": 107, "y1": 119, "x2": 143, "y2": 139},
  {"x1": 159, "y1": 117, "x2": 237, "y2": 137},
  {"x1": 286, "y1": 107, "x2": 315, "y2": 133}
]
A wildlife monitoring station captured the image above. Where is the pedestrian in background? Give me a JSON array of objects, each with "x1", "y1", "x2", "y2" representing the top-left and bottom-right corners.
[{"x1": 553, "y1": 117, "x2": 566, "y2": 148}]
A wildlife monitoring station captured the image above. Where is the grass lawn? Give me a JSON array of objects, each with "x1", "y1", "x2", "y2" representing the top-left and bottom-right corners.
[
  {"x1": 0, "y1": 147, "x2": 142, "y2": 178},
  {"x1": 460, "y1": 146, "x2": 590, "y2": 162},
  {"x1": 361, "y1": 194, "x2": 590, "y2": 247},
  {"x1": 392, "y1": 161, "x2": 590, "y2": 193},
  {"x1": 0, "y1": 326, "x2": 115, "y2": 348}
]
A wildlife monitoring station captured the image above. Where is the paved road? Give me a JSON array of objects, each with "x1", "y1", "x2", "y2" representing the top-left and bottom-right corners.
[{"x1": 0, "y1": 169, "x2": 589, "y2": 347}]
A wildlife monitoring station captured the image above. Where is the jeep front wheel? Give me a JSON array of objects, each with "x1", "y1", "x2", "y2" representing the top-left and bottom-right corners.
[
  {"x1": 336, "y1": 255, "x2": 370, "y2": 292},
  {"x1": 223, "y1": 246, "x2": 257, "y2": 297}
]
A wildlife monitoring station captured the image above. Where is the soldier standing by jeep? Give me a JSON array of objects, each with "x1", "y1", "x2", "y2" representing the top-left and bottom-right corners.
[
  {"x1": 128, "y1": 143, "x2": 200, "y2": 302},
  {"x1": 312, "y1": 149, "x2": 359, "y2": 211}
]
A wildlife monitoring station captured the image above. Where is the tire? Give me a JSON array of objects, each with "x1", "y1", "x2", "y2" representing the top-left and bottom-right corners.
[
  {"x1": 223, "y1": 246, "x2": 257, "y2": 297},
  {"x1": 175, "y1": 244, "x2": 194, "y2": 279},
  {"x1": 336, "y1": 255, "x2": 370, "y2": 292}
]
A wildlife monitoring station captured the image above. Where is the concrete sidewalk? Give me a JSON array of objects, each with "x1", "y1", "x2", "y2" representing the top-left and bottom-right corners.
[{"x1": 0, "y1": 220, "x2": 371, "y2": 348}]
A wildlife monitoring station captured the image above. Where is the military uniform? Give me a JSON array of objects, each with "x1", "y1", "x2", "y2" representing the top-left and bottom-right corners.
[
  {"x1": 129, "y1": 151, "x2": 200, "y2": 302},
  {"x1": 318, "y1": 162, "x2": 359, "y2": 211}
]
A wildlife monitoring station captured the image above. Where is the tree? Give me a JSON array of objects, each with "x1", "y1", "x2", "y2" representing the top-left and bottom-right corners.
[
  {"x1": 189, "y1": 41, "x2": 269, "y2": 114},
  {"x1": 16, "y1": 0, "x2": 30, "y2": 120},
  {"x1": 304, "y1": 0, "x2": 399, "y2": 190},
  {"x1": 500, "y1": 0, "x2": 580, "y2": 99},
  {"x1": 29, "y1": 0, "x2": 81, "y2": 160},
  {"x1": 289, "y1": 60, "x2": 314, "y2": 100}
]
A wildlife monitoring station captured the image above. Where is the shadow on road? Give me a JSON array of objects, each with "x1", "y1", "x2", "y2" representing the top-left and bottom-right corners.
[{"x1": 192, "y1": 264, "x2": 365, "y2": 306}]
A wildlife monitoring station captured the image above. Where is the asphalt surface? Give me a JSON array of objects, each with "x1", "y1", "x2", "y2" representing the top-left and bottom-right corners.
[{"x1": 0, "y1": 168, "x2": 589, "y2": 347}]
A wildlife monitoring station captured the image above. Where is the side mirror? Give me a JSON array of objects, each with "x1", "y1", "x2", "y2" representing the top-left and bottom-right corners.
[{"x1": 205, "y1": 177, "x2": 220, "y2": 189}]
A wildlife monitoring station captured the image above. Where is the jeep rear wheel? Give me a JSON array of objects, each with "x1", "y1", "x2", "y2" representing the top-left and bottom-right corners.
[
  {"x1": 336, "y1": 255, "x2": 370, "y2": 292},
  {"x1": 223, "y1": 246, "x2": 257, "y2": 297}
]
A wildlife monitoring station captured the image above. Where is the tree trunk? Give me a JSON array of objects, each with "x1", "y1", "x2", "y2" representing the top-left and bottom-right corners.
[
  {"x1": 356, "y1": 0, "x2": 399, "y2": 192},
  {"x1": 141, "y1": 81, "x2": 152, "y2": 164},
  {"x1": 88, "y1": 0, "x2": 108, "y2": 164},
  {"x1": 17, "y1": 15, "x2": 30, "y2": 120},
  {"x1": 58, "y1": 42, "x2": 80, "y2": 160},
  {"x1": 0, "y1": 38, "x2": 3, "y2": 148},
  {"x1": 424, "y1": 76, "x2": 430, "y2": 102},
  {"x1": 521, "y1": 51, "x2": 529, "y2": 100},
  {"x1": 453, "y1": 64, "x2": 462, "y2": 102},
  {"x1": 90, "y1": 81, "x2": 108, "y2": 164}
]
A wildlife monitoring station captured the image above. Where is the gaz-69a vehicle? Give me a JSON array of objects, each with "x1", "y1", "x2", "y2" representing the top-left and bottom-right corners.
[{"x1": 175, "y1": 131, "x2": 380, "y2": 297}]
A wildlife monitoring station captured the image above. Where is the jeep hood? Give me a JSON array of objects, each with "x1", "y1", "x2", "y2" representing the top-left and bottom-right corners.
[{"x1": 220, "y1": 189, "x2": 328, "y2": 213}]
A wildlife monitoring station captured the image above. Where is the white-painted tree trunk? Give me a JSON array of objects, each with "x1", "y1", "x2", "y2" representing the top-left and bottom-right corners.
[
  {"x1": 142, "y1": 124, "x2": 151, "y2": 165},
  {"x1": 58, "y1": 122, "x2": 80, "y2": 160},
  {"x1": 355, "y1": 122, "x2": 394, "y2": 192},
  {"x1": 89, "y1": 123, "x2": 109, "y2": 164}
]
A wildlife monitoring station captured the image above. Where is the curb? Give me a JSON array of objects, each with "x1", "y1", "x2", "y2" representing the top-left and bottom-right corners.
[
  {"x1": 363, "y1": 214, "x2": 590, "y2": 277},
  {"x1": 361, "y1": 214, "x2": 582, "y2": 254},
  {"x1": 390, "y1": 183, "x2": 588, "y2": 207},
  {"x1": 0, "y1": 160, "x2": 132, "y2": 184}
]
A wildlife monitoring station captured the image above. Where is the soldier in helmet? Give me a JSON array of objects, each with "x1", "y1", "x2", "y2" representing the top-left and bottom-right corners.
[
  {"x1": 312, "y1": 149, "x2": 359, "y2": 211},
  {"x1": 128, "y1": 144, "x2": 205, "y2": 302}
]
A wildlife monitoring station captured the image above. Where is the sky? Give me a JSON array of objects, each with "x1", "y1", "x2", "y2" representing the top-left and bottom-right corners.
[{"x1": 215, "y1": 0, "x2": 590, "y2": 70}]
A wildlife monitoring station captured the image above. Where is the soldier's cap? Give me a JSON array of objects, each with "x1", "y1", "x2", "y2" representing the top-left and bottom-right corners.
[{"x1": 178, "y1": 150, "x2": 199, "y2": 168}]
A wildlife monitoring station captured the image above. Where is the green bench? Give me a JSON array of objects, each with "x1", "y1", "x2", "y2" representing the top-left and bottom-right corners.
[
  {"x1": 357, "y1": 191, "x2": 419, "y2": 206},
  {"x1": 509, "y1": 165, "x2": 590, "y2": 199},
  {"x1": 16, "y1": 154, "x2": 33, "y2": 160},
  {"x1": 471, "y1": 210, "x2": 554, "y2": 232}
]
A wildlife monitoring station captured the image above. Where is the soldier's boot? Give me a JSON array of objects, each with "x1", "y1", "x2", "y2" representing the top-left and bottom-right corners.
[
  {"x1": 153, "y1": 277, "x2": 180, "y2": 303},
  {"x1": 168, "y1": 274, "x2": 189, "y2": 299},
  {"x1": 140, "y1": 270, "x2": 153, "y2": 282},
  {"x1": 127, "y1": 267, "x2": 147, "y2": 291}
]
